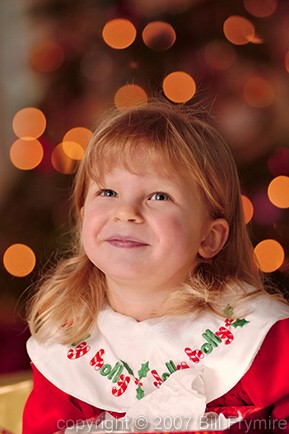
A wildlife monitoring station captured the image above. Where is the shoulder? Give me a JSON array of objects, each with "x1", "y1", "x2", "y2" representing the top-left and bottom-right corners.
[
  {"x1": 241, "y1": 317, "x2": 289, "y2": 407},
  {"x1": 23, "y1": 363, "x2": 102, "y2": 434},
  {"x1": 249, "y1": 316, "x2": 289, "y2": 367},
  {"x1": 236, "y1": 285, "x2": 289, "y2": 322}
]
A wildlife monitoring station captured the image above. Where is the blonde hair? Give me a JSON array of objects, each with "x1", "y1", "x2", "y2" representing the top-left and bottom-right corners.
[{"x1": 28, "y1": 98, "x2": 269, "y2": 344}]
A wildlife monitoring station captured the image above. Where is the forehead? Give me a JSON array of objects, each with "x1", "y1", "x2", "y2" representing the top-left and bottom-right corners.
[
  {"x1": 87, "y1": 143, "x2": 193, "y2": 184},
  {"x1": 89, "y1": 162, "x2": 193, "y2": 191}
]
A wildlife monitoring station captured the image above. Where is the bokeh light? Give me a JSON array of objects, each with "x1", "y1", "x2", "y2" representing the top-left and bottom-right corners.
[
  {"x1": 163, "y1": 71, "x2": 196, "y2": 103},
  {"x1": 241, "y1": 194, "x2": 254, "y2": 224},
  {"x1": 142, "y1": 21, "x2": 176, "y2": 51},
  {"x1": 254, "y1": 239, "x2": 285, "y2": 273},
  {"x1": 29, "y1": 40, "x2": 64, "y2": 73},
  {"x1": 243, "y1": 0, "x2": 277, "y2": 18},
  {"x1": 12, "y1": 107, "x2": 47, "y2": 140},
  {"x1": 114, "y1": 84, "x2": 148, "y2": 110},
  {"x1": 223, "y1": 16, "x2": 255, "y2": 45},
  {"x1": 61, "y1": 127, "x2": 93, "y2": 161},
  {"x1": 63, "y1": 127, "x2": 93, "y2": 151},
  {"x1": 3, "y1": 244, "x2": 36, "y2": 277},
  {"x1": 243, "y1": 76, "x2": 275, "y2": 108},
  {"x1": 51, "y1": 143, "x2": 79, "y2": 174},
  {"x1": 10, "y1": 138, "x2": 44, "y2": 170},
  {"x1": 268, "y1": 176, "x2": 289, "y2": 209},
  {"x1": 251, "y1": 33, "x2": 264, "y2": 44},
  {"x1": 102, "y1": 19, "x2": 137, "y2": 49},
  {"x1": 203, "y1": 40, "x2": 236, "y2": 71},
  {"x1": 267, "y1": 147, "x2": 289, "y2": 176},
  {"x1": 62, "y1": 141, "x2": 84, "y2": 160},
  {"x1": 63, "y1": 127, "x2": 93, "y2": 148}
]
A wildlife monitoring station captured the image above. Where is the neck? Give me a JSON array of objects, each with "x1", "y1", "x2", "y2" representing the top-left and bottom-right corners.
[{"x1": 105, "y1": 279, "x2": 176, "y2": 321}]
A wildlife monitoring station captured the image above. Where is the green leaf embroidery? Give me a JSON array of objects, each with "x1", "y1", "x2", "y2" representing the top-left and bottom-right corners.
[
  {"x1": 223, "y1": 304, "x2": 234, "y2": 318},
  {"x1": 138, "y1": 362, "x2": 150, "y2": 379},
  {"x1": 232, "y1": 319, "x2": 250, "y2": 328},
  {"x1": 120, "y1": 360, "x2": 134, "y2": 376},
  {"x1": 136, "y1": 386, "x2": 145, "y2": 400},
  {"x1": 71, "y1": 334, "x2": 91, "y2": 346}
]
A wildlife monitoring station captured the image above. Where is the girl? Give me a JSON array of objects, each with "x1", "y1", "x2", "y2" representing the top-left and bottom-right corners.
[{"x1": 23, "y1": 99, "x2": 289, "y2": 433}]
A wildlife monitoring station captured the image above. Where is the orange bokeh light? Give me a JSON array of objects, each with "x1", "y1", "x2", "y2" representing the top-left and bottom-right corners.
[
  {"x1": 102, "y1": 19, "x2": 136, "y2": 49},
  {"x1": 3, "y1": 244, "x2": 36, "y2": 277},
  {"x1": 223, "y1": 15, "x2": 255, "y2": 45},
  {"x1": 62, "y1": 141, "x2": 85, "y2": 160},
  {"x1": 241, "y1": 195, "x2": 254, "y2": 224},
  {"x1": 63, "y1": 127, "x2": 93, "y2": 150},
  {"x1": 243, "y1": 76, "x2": 275, "y2": 108},
  {"x1": 254, "y1": 239, "x2": 285, "y2": 273},
  {"x1": 51, "y1": 143, "x2": 78, "y2": 174},
  {"x1": 243, "y1": 0, "x2": 277, "y2": 18},
  {"x1": 142, "y1": 21, "x2": 176, "y2": 51},
  {"x1": 62, "y1": 127, "x2": 93, "y2": 160},
  {"x1": 250, "y1": 33, "x2": 264, "y2": 44},
  {"x1": 163, "y1": 71, "x2": 196, "y2": 103},
  {"x1": 10, "y1": 138, "x2": 44, "y2": 170},
  {"x1": 114, "y1": 84, "x2": 148, "y2": 110},
  {"x1": 268, "y1": 176, "x2": 289, "y2": 209},
  {"x1": 12, "y1": 107, "x2": 46, "y2": 140}
]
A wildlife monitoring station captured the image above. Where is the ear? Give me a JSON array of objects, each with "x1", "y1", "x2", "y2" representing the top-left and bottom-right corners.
[{"x1": 198, "y1": 218, "x2": 229, "y2": 259}]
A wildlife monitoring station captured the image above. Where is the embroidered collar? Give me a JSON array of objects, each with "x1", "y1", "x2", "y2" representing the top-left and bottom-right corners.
[{"x1": 27, "y1": 292, "x2": 289, "y2": 413}]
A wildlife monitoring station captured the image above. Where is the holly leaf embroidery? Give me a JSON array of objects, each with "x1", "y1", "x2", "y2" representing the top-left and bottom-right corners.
[
  {"x1": 120, "y1": 360, "x2": 134, "y2": 376},
  {"x1": 232, "y1": 319, "x2": 250, "y2": 328},
  {"x1": 136, "y1": 386, "x2": 145, "y2": 400},
  {"x1": 223, "y1": 304, "x2": 234, "y2": 318},
  {"x1": 71, "y1": 334, "x2": 91, "y2": 346},
  {"x1": 138, "y1": 362, "x2": 150, "y2": 379}
]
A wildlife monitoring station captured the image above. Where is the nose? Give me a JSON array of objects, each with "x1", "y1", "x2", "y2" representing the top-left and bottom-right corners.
[{"x1": 113, "y1": 204, "x2": 144, "y2": 223}]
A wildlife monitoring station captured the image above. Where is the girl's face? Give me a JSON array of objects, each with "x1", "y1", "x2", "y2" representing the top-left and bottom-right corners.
[{"x1": 81, "y1": 164, "x2": 210, "y2": 293}]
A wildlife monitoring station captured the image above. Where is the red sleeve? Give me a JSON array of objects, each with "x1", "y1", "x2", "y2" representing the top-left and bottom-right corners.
[
  {"x1": 240, "y1": 318, "x2": 289, "y2": 432},
  {"x1": 208, "y1": 318, "x2": 289, "y2": 433},
  {"x1": 22, "y1": 363, "x2": 103, "y2": 434}
]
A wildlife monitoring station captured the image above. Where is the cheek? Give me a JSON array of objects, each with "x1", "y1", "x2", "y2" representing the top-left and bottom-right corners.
[
  {"x1": 154, "y1": 215, "x2": 190, "y2": 245},
  {"x1": 80, "y1": 221, "x2": 89, "y2": 251},
  {"x1": 158, "y1": 215, "x2": 203, "y2": 251},
  {"x1": 81, "y1": 214, "x2": 97, "y2": 246}
]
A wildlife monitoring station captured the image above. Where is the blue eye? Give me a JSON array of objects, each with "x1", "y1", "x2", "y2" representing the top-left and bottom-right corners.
[
  {"x1": 149, "y1": 192, "x2": 170, "y2": 201},
  {"x1": 100, "y1": 189, "x2": 117, "y2": 197}
]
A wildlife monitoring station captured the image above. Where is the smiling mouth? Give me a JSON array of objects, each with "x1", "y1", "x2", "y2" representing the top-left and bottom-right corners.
[{"x1": 105, "y1": 236, "x2": 149, "y2": 248}]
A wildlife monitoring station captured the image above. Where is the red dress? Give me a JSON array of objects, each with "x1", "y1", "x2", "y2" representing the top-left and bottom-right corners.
[{"x1": 23, "y1": 318, "x2": 289, "y2": 434}]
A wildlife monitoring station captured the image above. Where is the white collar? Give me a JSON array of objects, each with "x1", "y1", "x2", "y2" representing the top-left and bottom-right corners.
[{"x1": 27, "y1": 291, "x2": 289, "y2": 413}]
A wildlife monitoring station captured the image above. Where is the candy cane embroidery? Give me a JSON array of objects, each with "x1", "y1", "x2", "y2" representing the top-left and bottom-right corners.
[
  {"x1": 112, "y1": 374, "x2": 131, "y2": 397},
  {"x1": 151, "y1": 369, "x2": 163, "y2": 388},
  {"x1": 67, "y1": 334, "x2": 92, "y2": 360},
  {"x1": 65, "y1": 309, "x2": 250, "y2": 399},
  {"x1": 215, "y1": 326, "x2": 234, "y2": 344},
  {"x1": 150, "y1": 360, "x2": 190, "y2": 388},
  {"x1": 184, "y1": 348, "x2": 204, "y2": 364},
  {"x1": 67, "y1": 341, "x2": 91, "y2": 360},
  {"x1": 90, "y1": 348, "x2": 105, "y2": 370},
  {"x1": 89, "y1": 350, "x2": 149, "y2": 399},
  {"x1": 184, "y1": 314, "x2": 250, "y2": 364}
]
